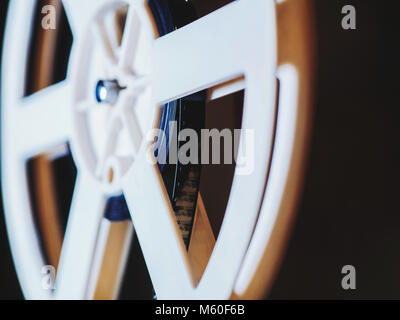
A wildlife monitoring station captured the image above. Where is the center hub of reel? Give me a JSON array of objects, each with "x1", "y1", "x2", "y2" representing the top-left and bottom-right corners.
[
  {"x1": 95, "y1": 79, "x2": 125, "y2": 105},
  {"x1": 69, "y1": 3, "x2": 155, "y2": 195}
]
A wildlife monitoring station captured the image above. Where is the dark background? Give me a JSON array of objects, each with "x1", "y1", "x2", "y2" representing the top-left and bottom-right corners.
[
  {"x1": 269, "y1": 0, "x2": 399, "y2": 299},
  {"x1": 0, "y1": 0, "x2": 398, "y2": 299}
]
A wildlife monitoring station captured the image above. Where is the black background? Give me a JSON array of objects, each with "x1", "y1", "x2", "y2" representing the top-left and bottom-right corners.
[
  {"x1": 269, "y1": 0, "x2": 399, "y2": 299},
  {"x1": 0, "y1": 0, "x2": 398, "y2": 299}
]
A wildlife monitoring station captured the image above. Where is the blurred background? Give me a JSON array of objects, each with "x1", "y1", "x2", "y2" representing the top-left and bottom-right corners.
[{"x1": 0, "y1": 0, "x2": 398, "y2": 299}]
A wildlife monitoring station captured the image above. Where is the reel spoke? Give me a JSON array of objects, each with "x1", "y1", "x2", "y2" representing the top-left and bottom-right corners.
[
  {"x1": 62, "y1": 0, "x2": 114, "y2": 38},
  {"x1": 14, "y1": 82, "x2": 72, "y2": 156},
  {"x1": 118, "y1": 0, "x2": 149, "y2": 74},
  {"x1": 56, "y1": 173, "x2": 106, "y2": 299},
  {"x1": 152, "y1": 0, "x2": 270, "y2": 104},
  {"x1": 122, "y1": 149, "x2": 195, "y2": 298},
  {"x1": 93, "y1": 20, "x2": 118, "y2": 66},
  {"x1": 121, "y1": 104, "x2": 143, "y2": 155}
]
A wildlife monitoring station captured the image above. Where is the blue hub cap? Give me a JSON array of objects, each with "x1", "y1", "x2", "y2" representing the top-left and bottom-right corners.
[{"x1": 95, "y1": 79, "x2": 123, "y2": 105}]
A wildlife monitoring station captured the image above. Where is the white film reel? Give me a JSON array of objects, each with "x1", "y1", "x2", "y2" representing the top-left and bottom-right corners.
[{"x1": 1, "y1": 0, "x2": 314, "y2": 299}]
